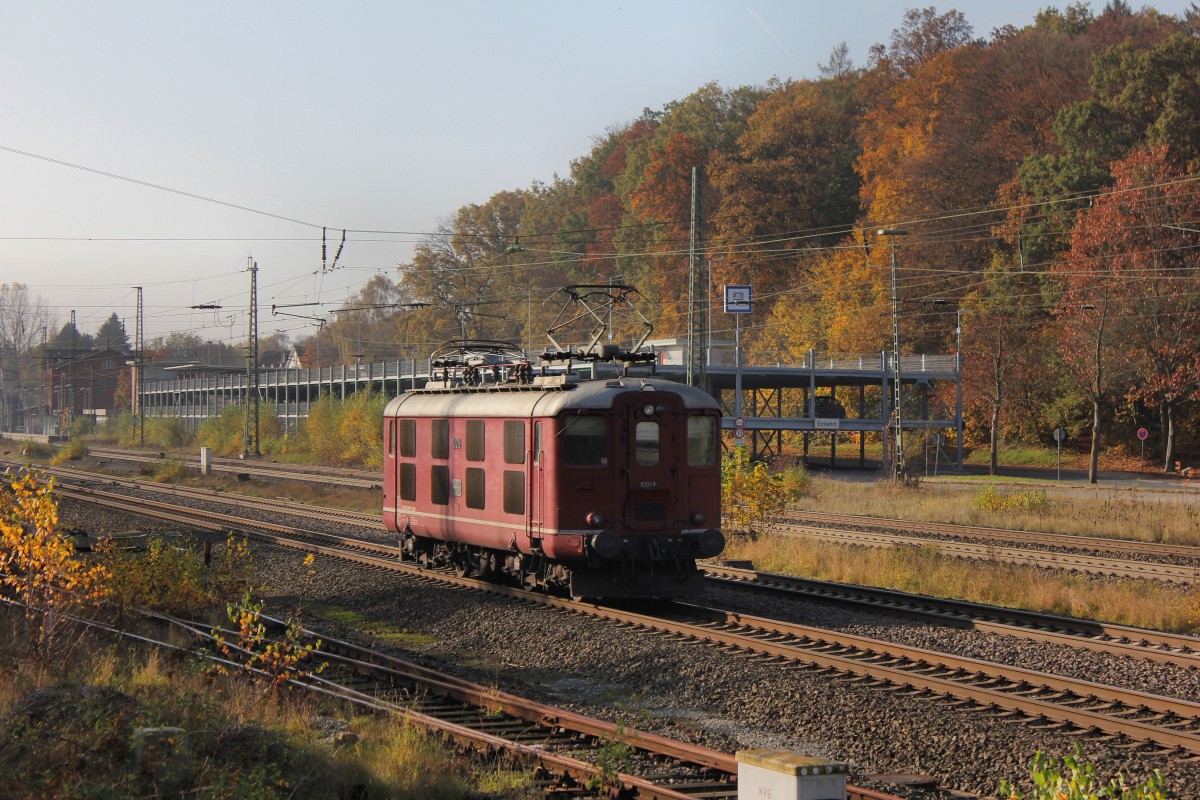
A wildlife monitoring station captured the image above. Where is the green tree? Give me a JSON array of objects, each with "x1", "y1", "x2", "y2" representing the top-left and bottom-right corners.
[
  {"x1": 49, "y1": 320, "x2": 93, "y2": 351},
  {"x1": 94, "y1": 312, "x2": 130, "y2": 352}
]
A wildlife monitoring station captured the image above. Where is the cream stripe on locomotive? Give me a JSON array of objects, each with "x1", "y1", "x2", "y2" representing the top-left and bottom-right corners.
[{"x1": 385, "y1": 506, "x2": 568, "y2": 536}]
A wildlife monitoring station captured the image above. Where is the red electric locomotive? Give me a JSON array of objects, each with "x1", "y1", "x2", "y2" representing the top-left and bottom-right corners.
[{"x1": 381, "y1": 288, "x2": 725, "y2": 598}]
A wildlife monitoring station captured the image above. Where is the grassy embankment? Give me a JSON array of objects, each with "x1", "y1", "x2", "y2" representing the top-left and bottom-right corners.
[
  {"x1": 0, "y1": 636, "x2": 527, "y2": 799},
  {"x1": 0, "y1": 471, "x2": 538, "y2": 799},
  {"x1": 722, "y1": 473, "x2": 1200, "y2": 633}
]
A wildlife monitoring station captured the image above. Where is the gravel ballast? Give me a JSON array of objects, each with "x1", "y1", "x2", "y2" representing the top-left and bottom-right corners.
[{"x1": 59, "y1": 495, "x2": 1198, "y2": 799}]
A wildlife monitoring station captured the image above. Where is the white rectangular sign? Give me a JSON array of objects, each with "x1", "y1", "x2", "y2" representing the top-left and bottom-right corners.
[
  {"x1": 724, "y1": 285, "x2": 752, "y2": 313},
  {"x1": 814, "y1": 418, "x2": 840, "y2": 430}
]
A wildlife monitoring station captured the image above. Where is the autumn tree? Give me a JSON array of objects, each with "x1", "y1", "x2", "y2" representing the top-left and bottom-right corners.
[
  {"x1": 0, "y1": 471, "x2": 109, "y2": 657},
  {"x1": 709, "y1": 72, "x2": 862, "y2": 332},
  {"x1": 1077, "y1": 146, "x2": 1200, "y2": 471},
  {"x1": 1049, "y1": 149, "x2": 1180, "y2": 481},
  {"x1": 398, "y1": 190, "x2": 529, "y2": 348},
  {"x1": 960, "y1": 260, "x2": 1046, "y2": 474},
  {"x1": 1015, "y1": 12, "x2": 1189, "y2": 265}
]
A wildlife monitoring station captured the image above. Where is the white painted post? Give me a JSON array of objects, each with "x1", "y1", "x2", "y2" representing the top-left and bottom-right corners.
[
  {"x1": 199, "y1": 447, "x2": 211, "y2": 476},
  {"x1": 737, "y1": 750, "x2": 847, "y2": 800}
]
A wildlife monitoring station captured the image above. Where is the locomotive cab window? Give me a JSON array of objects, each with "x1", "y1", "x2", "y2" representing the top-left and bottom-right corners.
[
  {"x1": 465, "y1": 467, "x2": 485, "y2": 509},
  {"x1": 503, "y1": 470, "x2": 525, "y2": 514},
  {"x1": 431, "y1": 419, "x2": 449, "y2": 459},
  {"x1": 399, "y1": 419, "x2": 416, "y2": 458},
  {"x1": 466, "y1": 420, "x2": 485, "y2": 462},
  {"x1": 635, "y1": 421, "x2": 660, "y2": 466},
  {"x1": 430, "y1": 465, "x2": 450, "y2": 505},
  {"x1": 687, "y1": 416, "x2": 719, "y2": 466},
  {"x1": 503, "y1": 420, "x2": 525, "y2": 464},
  {"x1": 562, "y1": 416, "x2": 607, "y2": 466},
  {"x1": 399, "y1": 463, "x2": 416, "y2": 501}
]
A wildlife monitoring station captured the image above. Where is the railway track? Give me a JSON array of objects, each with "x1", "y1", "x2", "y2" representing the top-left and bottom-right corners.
[
  {"x1": 785, "y1": 510, "x2": 1200, "y2": 562},
  {"x1": 772, "y1": 522, "x2": 1195, "y2": 585},
  {"x1": 702, "y1": 564, "x2": 1200, "y2": 670},
  {"x1": 46, "y1": 477, "x2": 1200, "y2": 762},
  {"x1": 31, "y1": 461, "x2": 1200, "y2": 669},
  {"x1": 49, "y1": 451, "x2": 1200, "y2": 585},
  {"x1": 26, "y1": 601, "x2": 753, "y2": 800},
  {"x1": 85, "y1": 446, "x2": 382, "y2": 490}
]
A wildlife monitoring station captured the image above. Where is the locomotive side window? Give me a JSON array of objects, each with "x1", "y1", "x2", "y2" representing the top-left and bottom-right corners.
[
  {"x1": 400, "y1": 463, "x2": 416, "y2": 501},
  {"x1": 431, "y1": 419, "x2": 449, "y2": 459},
  {"x1": 687, "y1": 416, "x2": 719, "y2": 465},
  {"x1": 503, "y1": 470, "x2": 525, "y2": 514},
  {"x1": 635, "y1": 421, "x2": 660, "y2": 466},
  {"x1": 562, "y1": 416, "x2": 607, "y2": 466},
  {"x1": 533, "y1": 421, "x2": 542, "y2": 465},
  {"x1": 503, "y1": 420, "x2": 525, "y2": 464},
  {"x1": 465, "y1": 467, "x2": 485, "y2": 509},
  {"x1": 399, "y1": 419, "x2": 416, "y2": 457},
  {"x1": 466, "y1": 420, "x2": 485, "y2": 462},
  {"x1": 387, "y1": 421, "x2": 395, "y2": 458},
  {"x1": 430, "y1": 465, "x2": 450, "y2": 505}
]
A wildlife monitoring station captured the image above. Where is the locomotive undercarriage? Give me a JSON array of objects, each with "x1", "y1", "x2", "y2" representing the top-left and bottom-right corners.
[{"x1": 397, "y1": 528, "x2": 707, "y2": 599}]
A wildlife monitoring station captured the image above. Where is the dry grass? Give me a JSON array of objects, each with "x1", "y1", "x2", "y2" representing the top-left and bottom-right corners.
[
  {"x1": 799, "y1": 477, "x2": 1200, "y2": 547},
  {"x1": 739, "y1": 476, "x2": 1200, "y2": 632},
  {"x1": 723, "y1": 533, "x2": 1198, "y2": 633},
  {"x1": 0, "y1": 615, "x2": 533, "y2": 799}
]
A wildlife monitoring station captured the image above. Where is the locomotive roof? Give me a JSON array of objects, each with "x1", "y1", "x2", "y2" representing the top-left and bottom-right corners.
[{"x1": 382, "y1": 376, "x2": 720, "y2": 419}]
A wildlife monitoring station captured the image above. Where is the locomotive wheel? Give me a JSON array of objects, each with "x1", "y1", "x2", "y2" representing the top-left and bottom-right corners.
[
  {"x1": 478, "y1": 552, "x2": 497, "y2": 580},
  {"x1": 453, "y1": 555, "x2": 472, "y2": 577}
]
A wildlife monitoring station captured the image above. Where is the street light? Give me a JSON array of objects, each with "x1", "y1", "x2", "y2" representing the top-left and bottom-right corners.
[{"x1": 878, "y1": 228, "x2": 910, "y2": 480}]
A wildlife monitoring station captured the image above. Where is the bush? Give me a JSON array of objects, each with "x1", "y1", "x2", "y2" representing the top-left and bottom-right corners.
[
  {"x1": 999, "y1": 747, "x2": 1165, "y2": 799},
  {"x1": 49, "y1": 438, "x2": 88, "y2": 465},
  {"x1": 722, "y1": 449, "x2": 810, "y2": 537},
  {"x1": 299, "y1": 392, "x2": 387, "y2": 466},
  {"x1": 94, "y1": 412, "x2": 134, "y2": 443},
  {"x1": 90, "y1": 412, "x2": 192, "y2": 449},
  {"x1": 95, "y1": 532, "x2": 255, "y2": 615},
  {"x1": 197, "y1": 405, "x2": 282, "y2": 457},
  {"x1": 972, "y1": 485, "x2": 1051, "y2": 514},
  {"x1": 150, "y1": 459, "x2": 188, "y2": 482},
  {"x1": 68, "y1": 415, "x2": 96, "y2": 439},
  {"x1": 140, "y1": 417, "x2": 192, "y2": 449}
]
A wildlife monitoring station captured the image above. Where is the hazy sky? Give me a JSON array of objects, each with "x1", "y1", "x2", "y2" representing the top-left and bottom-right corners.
[{"x1": 1, "y1": 1, "x2": 1192, "y2": 346}]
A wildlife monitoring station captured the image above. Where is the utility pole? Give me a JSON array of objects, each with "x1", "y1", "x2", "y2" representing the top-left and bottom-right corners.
[
  {"x1": 878, "y1": 228, "x2": 910, "y2": 481},
  {"x1": 686, "y1": 166, "x2": 707, "y2": 388},
  {"x1": 134, "y1": 287, "x2": 144, "y2": 444},
  {"x1": 243, "y1": 259, "x2": 260, "y2": 458}
]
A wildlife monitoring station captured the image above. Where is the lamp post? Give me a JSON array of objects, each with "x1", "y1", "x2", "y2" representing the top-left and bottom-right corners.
[{"x1": 878, "y1": 228, "x2": 910, "y2": 480}]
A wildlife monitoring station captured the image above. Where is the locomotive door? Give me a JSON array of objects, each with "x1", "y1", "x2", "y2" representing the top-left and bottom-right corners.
[
  {"x1": 623, "y1": 400, "x2": 675, "y2": 530},
  {"x1": 529, "y1": 420, "x2": 543, "y2": 539}
]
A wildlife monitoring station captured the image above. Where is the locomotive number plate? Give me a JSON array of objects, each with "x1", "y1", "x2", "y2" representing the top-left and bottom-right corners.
[{"x1": 640, "y1": 481, "x2": 657, "y2": 489}]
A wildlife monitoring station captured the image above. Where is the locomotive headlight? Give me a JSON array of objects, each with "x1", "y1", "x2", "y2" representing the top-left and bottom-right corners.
[
  {"x1": 586, "y1": 512, "x2": 605, "y2": 528},
  {"x1": 655, "y1": 403, "x2": 667, "y2": 415},
  {"x1": 642, "y1": 403, "x2": 655, "y2": 416},
  {"x1": 691, "y1": 511, "x2": 705, "y2": 525}
]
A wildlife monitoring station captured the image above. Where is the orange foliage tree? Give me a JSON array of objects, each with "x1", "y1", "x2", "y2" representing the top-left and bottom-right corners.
[
  {"x1": 0, "y1": 471, "x2": 109, "y2": 657},
  {"x1": 1068, "y1": 146, "x2": 1200, "y2": 471}
]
